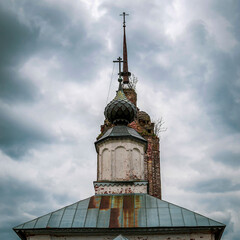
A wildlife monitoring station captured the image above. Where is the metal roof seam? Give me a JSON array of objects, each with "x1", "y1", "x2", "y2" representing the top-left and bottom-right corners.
[
  {"x1": 207, "y1": 217, "x2": 211, "y2": 226},
  {"x1": 22, "y1": 220, "x2": 31, "y2": 229},
  {"x1": 58, "y1": 205, "x2": 67, "y2": 228},
  {"x1": 180, "y1": 207, "x2": 186, "y2": 227},
  {"x1": 83, "y1": 198, "x2": 90, "y2": 227},
  {"x1": 168, "y1": 203, "x2": 173, "y2": 227},
  {"x1": 95, "y1": 197, "x2": 102, "y2": 228},
  {"x1": 193, "y1": 212, "x2": 199, "y2": 227},
  {"x1": 70, "y1": 200, "x2": 81, "y2": 228},
  {"x1": 120, "y1": 195, "x2": 124, "y2": 227},
  {"x1": 33, "y1": 217, "x2": 38, "y2": 229},
  {"x1": 133, "y1": 195, "x2": 136, "y2": 227},
  {"x1": 156, "y1": 197, "x2": 160, "y2": 226},
  {"x1": 144, "y1": 194, "x2": 147, "y2": 226},
  {"x1": 22, "y1": 222, "x2": 27, "y2": 229},
  {"x1": 46, "y1": 212, "x2": 53, "y2": 228}
]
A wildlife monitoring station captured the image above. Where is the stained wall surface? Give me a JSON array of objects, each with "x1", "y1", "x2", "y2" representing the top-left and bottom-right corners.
[
  {"x1": 97, "y1": 139, "x2": 145, "y2": 181},
  {"x1": 94, "y1": 183, "x2": 147, "y2": 194},
  {"x1": 29, "y1": 233, "x2": 214, "y2": 240}
]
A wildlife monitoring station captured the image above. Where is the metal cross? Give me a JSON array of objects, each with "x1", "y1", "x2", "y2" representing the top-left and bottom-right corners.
[
  {"x1": 113, "y1": 57, "x2": 123, "y2": 75},
  {"x1": 120, "y1": 12, "x2": 129, "y2": 27}
]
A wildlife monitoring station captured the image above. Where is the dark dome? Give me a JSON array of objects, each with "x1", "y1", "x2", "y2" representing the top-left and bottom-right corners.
[
  {"x1": 104, "y1": 89, "x2": 137, "y2": 125},
  {"x1": 138, "y1": 111, "x2": 151, "y2": 122}
]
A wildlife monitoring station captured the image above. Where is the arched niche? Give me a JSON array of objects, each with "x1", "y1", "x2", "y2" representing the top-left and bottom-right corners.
[
  {"x1": 132, "y1": 148, "x2": 143, "y2": 179},
  {"x1": 114, "y1": 146, "x2": 129, "y2": 180},
  {"x1": 97, "y1": 139, "x2": 146, "y2": 182},
  {"x1": 100, "y1": 148, "x2": 111, "y2": 180}
]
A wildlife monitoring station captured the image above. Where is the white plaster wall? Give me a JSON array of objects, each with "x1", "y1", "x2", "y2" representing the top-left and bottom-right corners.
[
  {"x1": 132, "y1": 148, "x2": 142, "y2": 178},
  {"x1": 115, "y1": 146, "x2": 128, "y2": 179},
  {"x1": 97, "y1": 139, "x2": 145, "y2": 181},
  {"x1": 102, "y1": 149, "x2": 111, "y2": 179},
  {"x1": 29, "y1": 233, "x2": 214, "y2": 240}
]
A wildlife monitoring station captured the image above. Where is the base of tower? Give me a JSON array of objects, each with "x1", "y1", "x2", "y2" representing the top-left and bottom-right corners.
[{"x1": 93, "y1": 180, "x2": 148, "y2": 194}]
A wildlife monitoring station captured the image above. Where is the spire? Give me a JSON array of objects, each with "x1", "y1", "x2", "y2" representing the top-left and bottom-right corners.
[{"x1": 120, "y1": 12, "x2": 131, "y2": 84}]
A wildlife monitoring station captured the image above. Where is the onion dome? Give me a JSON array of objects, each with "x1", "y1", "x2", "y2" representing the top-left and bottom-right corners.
[
  {"x1": 104, "y1": 79, "x2": 137, "y2": 125},
  {"x1": 138, "y1": 111, "x2": 151, "y2": 122}
]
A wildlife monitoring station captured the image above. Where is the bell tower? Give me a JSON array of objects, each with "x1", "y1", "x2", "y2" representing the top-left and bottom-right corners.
[
  {"x1": 94, "y1": 59, "x2": 148, "y2": 195},
  {"x1": 98, "y1": 12, "x2": 162, "y2": 199}
]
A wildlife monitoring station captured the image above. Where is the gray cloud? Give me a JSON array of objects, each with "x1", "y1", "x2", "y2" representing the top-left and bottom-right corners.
[
  {"x1": 0, "y1": 105, "x2": 53, "y2": 158},
  {"x1": 0, "y1": 68, "x2": 39, "y2": 103},
  {"x1": 213, "y1": 0, "x2": 240, "y2": 42},
  {"x1": 0, "y1": 3, "x2": 39, "y2": 66},
  {"x1": 0, "y1": 4, "x2": 39, "y2": 103},
  {"x1": 213, "y1": 151, "x2": 240, "y2": 167},
  {"x1": 204, "y1": 50, "x2": 240, "y2": 132},
  {"x1": 189, "y1": 178, "x2": 240, "y2": 193}
]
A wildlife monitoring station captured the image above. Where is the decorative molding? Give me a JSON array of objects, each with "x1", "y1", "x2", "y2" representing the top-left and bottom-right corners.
[{"x1": 94, "y1": 181, "x2": 148, "y2": 187}]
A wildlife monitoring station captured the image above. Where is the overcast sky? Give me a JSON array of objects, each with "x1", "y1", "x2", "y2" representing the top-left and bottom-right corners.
[{"x1": 0, "y1": 0, "x2": 239, "y2": 239}]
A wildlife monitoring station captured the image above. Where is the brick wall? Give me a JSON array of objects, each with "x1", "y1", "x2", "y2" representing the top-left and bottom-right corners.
[{"x1": 123, "y1": 88, "x2": 161, "y2": 199}]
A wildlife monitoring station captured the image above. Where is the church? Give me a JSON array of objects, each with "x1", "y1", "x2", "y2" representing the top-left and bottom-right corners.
[{"x1": 13, "y1": 12, "x2": 225, "y2": 240}]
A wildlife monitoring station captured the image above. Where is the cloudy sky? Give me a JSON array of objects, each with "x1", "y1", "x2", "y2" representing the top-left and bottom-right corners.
[{"x1": 0, "y1": 0, "x2": 239, "y2": 239}]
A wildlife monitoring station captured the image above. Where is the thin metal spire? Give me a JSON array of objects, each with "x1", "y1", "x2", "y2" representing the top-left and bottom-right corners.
[{"x1": 120, "y1": 12, "x2": 131, "y2": 84}]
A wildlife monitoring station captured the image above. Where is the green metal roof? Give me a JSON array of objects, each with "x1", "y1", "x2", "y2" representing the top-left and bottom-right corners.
[
  {"x1": 14, "y1": 194, "x2": 224, "y2": 231},
  {"x1": 95, "y1": 126, "x2": 147, "y2": 150}
]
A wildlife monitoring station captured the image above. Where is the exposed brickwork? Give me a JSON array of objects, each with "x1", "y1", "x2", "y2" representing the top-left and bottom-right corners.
[
  {"x1": 145, "y1": 135, "x2": 161, "y2": 198},
  {"x1": 99, "y1": 88, "x2": 162, "y2": 199},
  {"x1": 123, "y1": 88, "x2": 137, "y2": 106}
]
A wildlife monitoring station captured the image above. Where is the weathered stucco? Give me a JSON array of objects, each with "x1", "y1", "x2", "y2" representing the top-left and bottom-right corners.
[{"x1": 97, "y1": 139, "x2": 145, "y2": 182}]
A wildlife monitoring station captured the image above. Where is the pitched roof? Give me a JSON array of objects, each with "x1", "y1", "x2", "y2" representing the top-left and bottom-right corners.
[
  {"x1": 13, "y1": 194, "x2": 225, "y2": 240},
  {"x1": 95, "y1": 126, "x2": 147, "y2": 149},
  {"x1": 14, "y1": 194, "x2": 225, "y2": 239}
]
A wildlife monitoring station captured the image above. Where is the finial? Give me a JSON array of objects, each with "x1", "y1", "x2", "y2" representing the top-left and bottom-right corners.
[
  {"x1": 113, "y1": 57, "x2": 124, "y2": 91},
  {"x1": 120, "y1": 12, "x2": 131, "y2": 84},
  {"x1": 120, "y1": 12, "x2": 129, "y2": 28},
  {"x1": 113, "y1": 56, "x2": 123, "y2": 76}
]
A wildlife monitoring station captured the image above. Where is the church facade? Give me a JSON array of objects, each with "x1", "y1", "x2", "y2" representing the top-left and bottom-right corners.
[{"x1": 13, "y1": 12, "x2": 225, "y2": 240}]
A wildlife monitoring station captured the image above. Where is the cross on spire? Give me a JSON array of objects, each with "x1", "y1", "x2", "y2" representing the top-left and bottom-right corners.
[
  {"x1": 120, "y1": 12, "x2": 129, "y2": 27},
  {"x1": 113, "y1": 56, "x2": 123, "y2": 76},
  {"x1": 113, "y1": 56, "x2": 124, "y2": 91}
]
